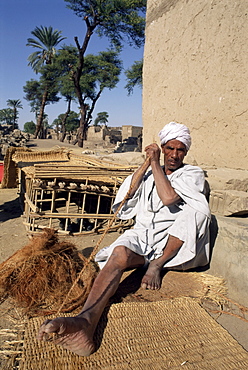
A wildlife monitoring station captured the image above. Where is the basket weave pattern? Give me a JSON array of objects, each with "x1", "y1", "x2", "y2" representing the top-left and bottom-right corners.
[{"x1": 19, "y1": 298, "x2": 248, "y2": 369}]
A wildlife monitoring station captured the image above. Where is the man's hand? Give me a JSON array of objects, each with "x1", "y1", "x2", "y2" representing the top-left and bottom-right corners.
[
  {"x1": 145, "y1": 143, "x2": 181, "y2": 206},
  {"x1": 144, "y1": 143, "x2": 161, "y2": 163}
]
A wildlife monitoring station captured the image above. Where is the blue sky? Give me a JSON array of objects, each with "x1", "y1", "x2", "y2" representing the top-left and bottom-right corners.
[{"x1": 0, "y1": 0, "x2": 144, "y2": 130}]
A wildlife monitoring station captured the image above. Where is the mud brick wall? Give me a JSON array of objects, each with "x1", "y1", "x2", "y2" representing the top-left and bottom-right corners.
[{"x1": 143, "y1": 0, "x2": 248, "y2": 170}]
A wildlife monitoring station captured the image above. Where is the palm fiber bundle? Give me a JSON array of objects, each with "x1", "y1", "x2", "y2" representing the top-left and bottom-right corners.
[{"x1": 0, "y1": 229, "x2": 98, "y2": 317}]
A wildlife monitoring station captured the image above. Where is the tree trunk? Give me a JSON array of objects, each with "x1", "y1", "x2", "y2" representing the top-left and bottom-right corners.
[
  {"x1": 34, "y1": 88, "x2": 48, "y2": 138},
  {"x1": 77, "y1": 123, "x2": 84, "y2": 147},
  {"x1": 13, "y1": 108, "x2": 17, "y2": 130},
  {"x1": 56, "y1": 122, "x2": 59, "y2": 140},
  {"x1": 60, "y1": 126, "x2": 66, "y2": 143},
  {"x1": 60, "y1": 98, "x2": 71, "y2": 142},
  {"x1": 73, "y1": 97, "x2": 87, "y2": 147},
  {"x1": 73, "y1": 21, "x2": 97, "y2": 148}
]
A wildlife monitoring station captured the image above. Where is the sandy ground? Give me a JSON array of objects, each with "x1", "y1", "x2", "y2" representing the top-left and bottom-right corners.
[{"x1": 0, "y1": 138, "x2": 247, "y2": 368}]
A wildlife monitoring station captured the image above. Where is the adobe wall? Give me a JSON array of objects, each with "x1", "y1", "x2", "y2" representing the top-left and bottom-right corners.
[{"x1": 143, "y1": 0, "x2": 248, "y2": 170}]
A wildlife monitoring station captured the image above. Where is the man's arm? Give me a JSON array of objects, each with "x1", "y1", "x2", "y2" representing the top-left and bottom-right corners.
[{"x1": 145, "y1": 143, "x2": 181, "y2": 206}]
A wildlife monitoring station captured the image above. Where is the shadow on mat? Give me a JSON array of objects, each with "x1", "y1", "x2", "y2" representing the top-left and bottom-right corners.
[
  {"x1": 111, "y1": 268, "x2": 168, "y2": 303},
  {"x1": 113, "y1": 268, "x2": 146, "y2": 302},
  {"x1": 93, "y1": 268, "x2": 152, "y2": 352},
  {"x1": 93, "y1": 304, "x2": 111, "y2": 352},
  {"x1": 94, "y1": 268, "x2": 171, "y2": 350}
]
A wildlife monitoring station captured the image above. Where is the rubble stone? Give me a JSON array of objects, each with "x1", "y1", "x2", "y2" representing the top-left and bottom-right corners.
[
  {"x1": 204, "y1": 168, "x2": 248, "y2": 216},
  {"x1": 209, "y1": 190, "x2": 248, "y2": 216},
  {"x1": 0, "y1": 125, "x2": 30, "y2": 159}
]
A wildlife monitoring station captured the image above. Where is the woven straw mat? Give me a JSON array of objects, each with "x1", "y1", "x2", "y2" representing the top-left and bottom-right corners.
[{"x1": 19, "y1": 298, "x2": 248, "y2": 370}]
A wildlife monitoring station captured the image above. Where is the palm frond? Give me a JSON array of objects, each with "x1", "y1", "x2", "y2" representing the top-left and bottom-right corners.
[{"x1": 27, "y1": 26, "x2": 66, "y2": 70}]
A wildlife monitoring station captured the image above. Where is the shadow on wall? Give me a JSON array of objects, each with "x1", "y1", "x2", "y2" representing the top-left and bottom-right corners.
[
  {"x1": 204, "y1": 178, "x2": 219, "y2": 266},
  {"x1": 209, "y1": 214, "x2": 219, "y2": 263}
]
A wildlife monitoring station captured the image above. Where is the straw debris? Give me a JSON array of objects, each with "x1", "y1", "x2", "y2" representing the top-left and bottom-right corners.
[{"x1": 0, "y1": 229, "x2": 98, "y2": 317}]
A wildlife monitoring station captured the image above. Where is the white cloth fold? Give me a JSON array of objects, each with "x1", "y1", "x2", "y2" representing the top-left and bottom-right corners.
[
  {"x1": 159, "y1": 122, "x2": 192, "y2": 151},
  {"x1": 95, "y1": 164, "x2": 210, "y2": 270}
]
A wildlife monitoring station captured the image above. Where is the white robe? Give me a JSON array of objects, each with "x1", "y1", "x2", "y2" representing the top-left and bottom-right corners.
[{"x1": 95, "y1": 164, "x2": 211, "y2": 270}]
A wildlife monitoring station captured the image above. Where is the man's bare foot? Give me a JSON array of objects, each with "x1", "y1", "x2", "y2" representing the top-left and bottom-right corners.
[
  {"x1": 37, "y1": 316, "x2": 95, "y2": 357},
  {"x1": 141, "y1": 260, "x2": 162, "y2": 290}
]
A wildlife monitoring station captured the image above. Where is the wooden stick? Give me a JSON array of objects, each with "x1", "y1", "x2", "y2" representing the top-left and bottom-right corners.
[
  {"x1": 30, "y1": 213, "x2": 114, "y2": 219},
  {"x1": 24, "y1": 193, "x2": 39, "y2": 213}
]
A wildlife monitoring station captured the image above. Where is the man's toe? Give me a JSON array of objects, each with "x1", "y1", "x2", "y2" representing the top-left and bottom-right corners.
[{"x1": 141, "y1": 282, "x2": 148, "y2": 289}]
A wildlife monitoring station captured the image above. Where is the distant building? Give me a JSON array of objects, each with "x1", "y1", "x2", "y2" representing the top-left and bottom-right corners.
[
  {"x1": 46, "y1": 128, "x2": 57, "y2": 139},
  {"x1": 85, "y1": 124, "x2": 143, "y2": 152},
  {"x1": 122, "y1": 125, "x2": 142, "y2": 142},
  {"x1": 87, "y1": 125, "x2": 122, "y2": 144}
]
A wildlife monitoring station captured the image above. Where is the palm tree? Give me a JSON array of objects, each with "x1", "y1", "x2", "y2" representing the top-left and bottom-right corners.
[
  {"x1": 94, "y1": 112, "x2": 109, "y2": 126},
  {"x1": 27, "y1": 26, "x2": 66, "y2": 137},
  {"x1": 27, "y1": 26, "x2": 66, "y2": 72},
  {"x1": 6, "y1": 99, "x2": 23, "y2": 129}
]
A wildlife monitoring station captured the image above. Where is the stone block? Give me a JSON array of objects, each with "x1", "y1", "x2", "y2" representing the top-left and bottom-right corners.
[
  {"x1": 209, "y1": 189, "x2": 248, "y2": 216},
  {"x1": 205, "y1": 168, "x2": 248, "y2": 192},
  {"x1": 208, "y1": 216, "x2": 248, "y2": 307}
]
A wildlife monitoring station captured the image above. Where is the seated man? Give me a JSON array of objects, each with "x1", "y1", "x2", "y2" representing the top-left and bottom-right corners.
[{"x1": 38, "y1": 122, "x2": 211, "y2": 357}]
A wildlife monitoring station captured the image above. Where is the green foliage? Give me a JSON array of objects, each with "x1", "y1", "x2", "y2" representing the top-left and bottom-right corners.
[
  {"x1": 65, "y1": 0, "x2": 146, "y2": 49},
  {"x1": 24, "y1": 121, "x2": 36, "y2": 134},
  {"x1": 53, "y1": 47, "x2": 122, "y2": 129},
  {"x1": 0, "y1": 108, "x2": 15, "y2": 125},
  {"x1": 23, "y1": 75, "x2": 60, "y2": 113},
  {"x1": 23, "y1": 79, "x2": 43, "y2": 114},
  {"x1": 39, "y1": 64, "x2": 61, "y2": 101},
  {"x1": 52, "y1": 46, "x2": 79, "y2": 100},
  {"x1": 82, "y1": 50, "x2": 122, "y2": 126},
  {"x1": 52, "y1": 111, "x2": 80, "y2": 132},
  {"x1": 94, "y1": 111, "x2": 109, "y2": 126},
  {"x1": 61, "y1": 1, "x2": 146, "y2": 146},
  {"x1": 82, "y1": 50, "x2": 122, "y2": 98},
  {"x1": 6, "y1": 99, "x2": 23, "y2": 127},
  {"x1": 23, "y1": 2, "x2": 146, "y2": 143},
  {"x1": 54, "y1": 47, "x2": 122, "y2": 101},
  {"x1": 125, "y1": 59, "x2": 143, "y2": 94},
  {"x1": 27, "y1": 26, "x2": 66, "y2": 72},
  {"x1": 6, "y1": 99, "x2": 23, "y2": 110},
  {"x1": 26, "y1": 26, "x2": 65, "y2": 137}
]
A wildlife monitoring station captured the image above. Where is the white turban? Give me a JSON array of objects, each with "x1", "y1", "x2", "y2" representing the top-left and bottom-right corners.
[{"x1": 158, "y1": 122, "x2": 192, "y2": 151}]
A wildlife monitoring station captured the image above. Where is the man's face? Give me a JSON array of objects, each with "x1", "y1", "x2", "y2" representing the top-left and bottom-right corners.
[{"x1": 162, "y1": 139, "x2": 187, "y2": 174}]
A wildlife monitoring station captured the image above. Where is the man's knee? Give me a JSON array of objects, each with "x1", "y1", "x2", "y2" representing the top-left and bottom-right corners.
[{"x1": 109, "y1": 246, "x2": 137, "y2": 270}]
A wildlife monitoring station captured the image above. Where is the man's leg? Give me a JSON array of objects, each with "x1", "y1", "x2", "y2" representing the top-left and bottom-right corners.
[
  {"x1": 37, "y1": 246, "x2": 145, "y2": 356},
  {"x1": 141, "y1": 235, "x2": 183, "y2": 290}
]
